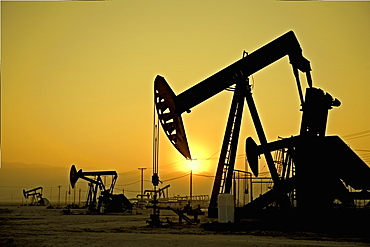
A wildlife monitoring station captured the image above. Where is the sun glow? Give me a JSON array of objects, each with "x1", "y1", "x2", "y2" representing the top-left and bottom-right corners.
[{"x1": 186, "y1": 159, "x2": 200, "y2": 172}]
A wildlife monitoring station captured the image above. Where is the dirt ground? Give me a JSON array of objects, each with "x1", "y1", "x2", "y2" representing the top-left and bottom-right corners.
[{"x1": 0, "y1": 205, "x2": 369, "y2": 247}]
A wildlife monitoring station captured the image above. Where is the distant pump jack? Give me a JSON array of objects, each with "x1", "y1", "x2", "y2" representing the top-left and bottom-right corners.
[{"x1": 69, "y1": 164, "x2": 132, "y2": 214}]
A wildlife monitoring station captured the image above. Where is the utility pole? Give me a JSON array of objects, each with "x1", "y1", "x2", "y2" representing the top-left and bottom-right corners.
[
  {"x1": 50, "y1": 187, "x2": 52, "y2": 204},
  {"x1": 57, "y1": 185, "x2": 62, "y2": 206},
  {"x1": 73, "y1": 186, "x2": 76, "y2": 204},
  {"x1": 78, "y1": 188, "x2": 81, "y2": 206},
  {"x1": 138, "y1": 168, "x2": 147, "y2": 196},
  {"x1": 65, "y1": 190, "x2": 67, "y2": 206},
  {"x1": 190, "y1": 170, "x2": 193, "y2": 205}
]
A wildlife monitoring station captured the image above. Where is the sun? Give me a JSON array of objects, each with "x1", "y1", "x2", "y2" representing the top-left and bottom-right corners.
[
  {"x1": 186, "y1": 159, "x2": 201, "y2": 173},
  {"x1": 174, "y1": 145, "x2": 215, "y2": 174}
]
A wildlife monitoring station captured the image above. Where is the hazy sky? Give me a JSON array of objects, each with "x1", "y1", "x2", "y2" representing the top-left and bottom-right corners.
[{"x1": 1, "y1": 0, "x2": 369, "y2": 201}]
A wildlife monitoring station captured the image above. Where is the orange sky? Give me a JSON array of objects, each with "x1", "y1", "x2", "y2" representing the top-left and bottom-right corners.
[{"x1": 1, "y1": 1, "x2": 369, "y2": 202}]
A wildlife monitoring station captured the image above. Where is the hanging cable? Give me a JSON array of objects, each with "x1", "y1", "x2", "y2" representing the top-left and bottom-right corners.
[
  {"x1": 152, "y1": 104, "x2": 160, "y2": 187},
  {"x1": 342, "y1": 130, "x2": 370, "y2": 140}
]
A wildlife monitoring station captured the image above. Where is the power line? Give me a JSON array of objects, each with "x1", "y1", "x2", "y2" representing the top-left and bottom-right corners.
[
  {"x1": 342, "y1": 130, "x2": 370, "y2": 140},
  {"x1": 119, "y1": 189, "x2": 140, "y2": 193},
  {"x1": 193, "y1": 173, "x2": 214, "y2": 178},
  {"x1": 344, "y1": 134, "x2": 370, "y2": 140},
  {"x1": 342, "y1": 129, "x2": 370, "y2": 137},
  {"x1": 116, "y1": 180, "x2": 140, "y2": 186},
  {"x1": 354, "y1": 149, "x2": 370, "y2": 152},
  {"x1": 162, "y1": 173, "x2": 189, "y2": 182}
]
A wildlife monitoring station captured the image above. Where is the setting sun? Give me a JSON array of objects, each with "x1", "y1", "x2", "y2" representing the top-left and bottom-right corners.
[{"x1": 186, "y1": 159, "x2": 200, "y2": 172}]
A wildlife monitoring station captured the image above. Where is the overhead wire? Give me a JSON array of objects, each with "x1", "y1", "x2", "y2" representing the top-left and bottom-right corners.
[
  {"x1": 341, "y1": 130, "x2": 370, "y2": 140},
  {"x1": 162, "y1": 173, "x2": 190, "y2": 182},
  {"x1": 354, "y1": 149, "x2": 370, "y2": 152},
  {"x1": 116, "y1": 180, "x2": 140, "y2": 186}
]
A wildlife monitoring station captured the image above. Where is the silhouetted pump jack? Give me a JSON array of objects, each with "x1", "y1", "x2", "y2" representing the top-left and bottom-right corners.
[
  {"x1": 69, "y1": 164, "x2": 132, "y2": 213},
  {"x1": 23, "y1": 187, "x2": 47, "y2": 206},
  {"x1": 154, "y1": 30, "x2": 370, "y2": 218}
]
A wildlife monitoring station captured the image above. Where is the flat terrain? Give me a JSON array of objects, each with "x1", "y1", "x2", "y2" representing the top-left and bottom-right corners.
[{"x1": 0, "y1": 205, "x2": 369, "y2": 247}]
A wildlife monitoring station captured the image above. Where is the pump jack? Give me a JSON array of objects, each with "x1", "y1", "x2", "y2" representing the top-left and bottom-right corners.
[
  {"x1": 154, "y1": 30, "x2": 370, "y2": 218},
  {"x1": 69, "y1": 164, "x2": 132, "y2": 213},
  {"x1": 23, "y1": 187, "x2": 47, "y2": 206}
]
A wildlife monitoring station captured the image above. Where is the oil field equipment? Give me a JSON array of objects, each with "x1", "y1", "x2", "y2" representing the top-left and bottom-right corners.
[
  {"x1": 23, "y1": 187, "x2": 47, "y2": 206},
  {"x1": 147, "y1": 107, "x2": 200, "y2": 226},
  {"x1": 69, "y1": 164, "x2": 132, "y2": 214},
  {"x1": 153, "y1": 30, "x2": 370, "y2": 219}
]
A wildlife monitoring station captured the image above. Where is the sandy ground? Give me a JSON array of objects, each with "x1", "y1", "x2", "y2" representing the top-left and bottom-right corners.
[{"x1": 0, "y1": 205, "x2": 369, "y2": 247}]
